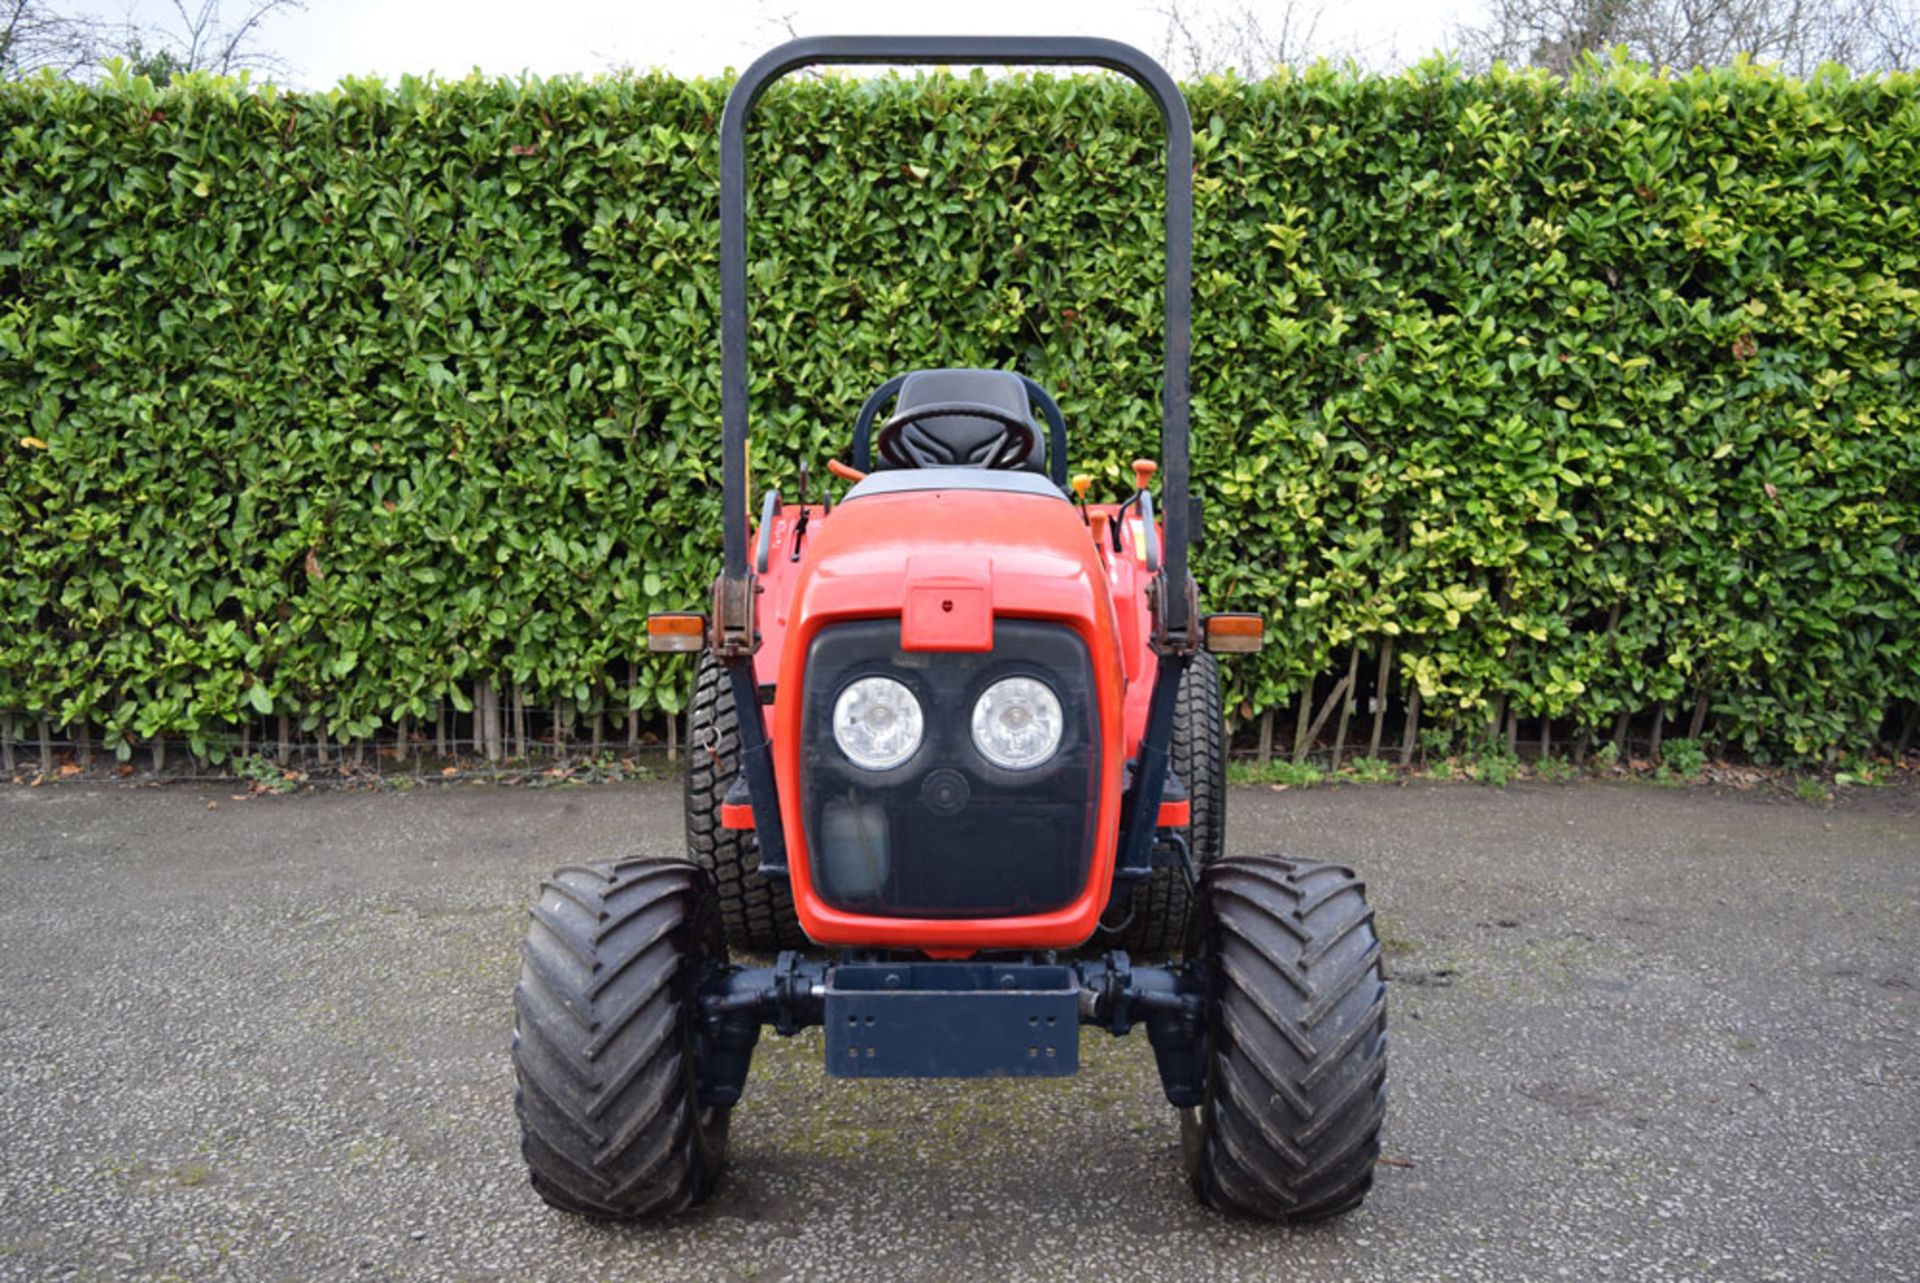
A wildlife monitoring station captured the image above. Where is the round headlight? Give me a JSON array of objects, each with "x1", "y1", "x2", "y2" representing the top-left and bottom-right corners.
[
  {"x1": 831, "y1": 676, "x2": 924, "y2": 771},
  {"x1": 970, "y1": 676, "x2": 1063, "y2": 770}
]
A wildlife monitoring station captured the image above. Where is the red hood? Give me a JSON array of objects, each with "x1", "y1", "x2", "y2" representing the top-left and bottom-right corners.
[
  {"x1": 767, "y1": 483, "x2": 1129, "y2": 951},
  {"x1": 786, "y1": 488, "x2": 1111, "y2": 640}
]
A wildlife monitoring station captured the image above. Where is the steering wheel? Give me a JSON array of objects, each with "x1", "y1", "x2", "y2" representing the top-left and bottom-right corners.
[{"x1": 874, "y1": 400, "x2": 1041, "y2": 471}]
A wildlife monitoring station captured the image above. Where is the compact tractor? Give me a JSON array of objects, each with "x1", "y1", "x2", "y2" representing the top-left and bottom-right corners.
[{"x1": 510, "y1": 36, "x2": 1388, "y2": 1222}]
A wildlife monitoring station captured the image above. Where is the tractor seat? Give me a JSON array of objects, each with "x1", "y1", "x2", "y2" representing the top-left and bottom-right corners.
[{"x1": 877, "y1": 368, "x2": 1046, "y2": 474}]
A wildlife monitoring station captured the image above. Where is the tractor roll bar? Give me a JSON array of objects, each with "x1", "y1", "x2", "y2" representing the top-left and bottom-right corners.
[{"x1": 719, "y1": 35, "x2": 1194, "y2": 638}]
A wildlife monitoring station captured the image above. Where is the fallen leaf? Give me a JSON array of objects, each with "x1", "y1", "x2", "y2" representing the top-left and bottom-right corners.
[
  {"x1": 1376, "y1": 1155, "x2": 1415, "y2": 1169},
  {"x1": 19, "y1": 436, "x2": 48, "y2": 450},
  {"x1": 59, "y1": 763, "x2": 82, "y2": 777},
  {"x1": 206, "y1": 800, "x2": 217, "y2": 810},
  {"x1": 441, "y1": 766, "x2": 459, "y2": 777},
  {"x1": 304, "y1": 548, "x2": 325, "y2": 580}
]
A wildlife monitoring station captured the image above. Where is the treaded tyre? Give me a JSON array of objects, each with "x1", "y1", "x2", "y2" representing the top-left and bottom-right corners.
[
  {"x1": 1104, "y1": 650, "x2": 1226, "y2": 954},
  {"x1": 685, "y1": 653, "x2": 806, "y2": 953},
  {"x1": 1183, "y1": 856, "x2": 1388, "y2": 1222},
  {"x1": 512, "y1": 857, "x2": 731, "y2": 1219}
]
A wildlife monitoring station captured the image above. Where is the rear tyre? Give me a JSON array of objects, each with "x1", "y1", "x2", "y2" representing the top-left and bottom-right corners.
[
  {"x1": 685, "y1": 653, "x2": 806, "y2": 953},
  {"x1": 512, "y1": 857, "x2": 731, "y2": 1219},
  {"x1": 1183, "y1": 856, "x2": 1388, "y2": 1222},
  {"x1": 1106, "y1": 650, "x2": 1226, "y2": 954}
]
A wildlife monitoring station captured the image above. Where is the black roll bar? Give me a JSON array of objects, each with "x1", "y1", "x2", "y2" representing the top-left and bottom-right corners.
[{"x1": 717, "y1": 35, "x2": 1193, "y2": 638}]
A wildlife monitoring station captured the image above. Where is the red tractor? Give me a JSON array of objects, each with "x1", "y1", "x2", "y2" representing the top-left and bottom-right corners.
[{"x1": 511, "y1": 36, "x2": 1387, "y2": 1223}]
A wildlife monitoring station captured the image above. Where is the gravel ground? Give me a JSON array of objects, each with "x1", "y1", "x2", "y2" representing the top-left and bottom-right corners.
[{"x1": 1, "y1": 777, "x2": 1915, "y2": 1283}]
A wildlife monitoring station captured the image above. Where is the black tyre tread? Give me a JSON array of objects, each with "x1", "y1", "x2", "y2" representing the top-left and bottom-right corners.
[
  {"x1": 685, "y1": 654, "x2": 806, "y2": 953},
  {"x1": 1188, "y1": 855, "x2": 1388, "y2": 1222},
  {"x1": 512, "y1": 856, "x2": 730, "y2": 1219},
  {"x1": 1107, "y1": 650, "x2": 1227, "y2": 954}
]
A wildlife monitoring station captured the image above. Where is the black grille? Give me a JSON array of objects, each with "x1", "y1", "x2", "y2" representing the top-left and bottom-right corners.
[{"x1": 800, "y1": 620, "x2": 1101, "y2": 918}]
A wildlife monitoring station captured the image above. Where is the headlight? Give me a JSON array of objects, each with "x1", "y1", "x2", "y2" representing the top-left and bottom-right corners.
[
  {"x1": 832, "y1": 676, "x2": 924, "y2": 770},
  {"x1": 970, "y1": 676, "x2": 1063, "y2": 770}
]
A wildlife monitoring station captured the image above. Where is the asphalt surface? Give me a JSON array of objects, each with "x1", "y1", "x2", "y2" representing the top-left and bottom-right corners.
[{"x1": 1, "y1": 777, "x2": 1915, "y2": 1283}]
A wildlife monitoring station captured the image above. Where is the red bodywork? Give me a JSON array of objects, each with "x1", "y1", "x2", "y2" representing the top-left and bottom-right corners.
[{"x1": 746, "y1": 484, "x2": 1164, "y2": 951}]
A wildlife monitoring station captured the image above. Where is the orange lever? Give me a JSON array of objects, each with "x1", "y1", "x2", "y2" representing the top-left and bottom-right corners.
[
  {"x1": 828, "y1": 459, "x2": 867, "y2": 483},
  {"x1": 1131, "y1": 458, "x2": 1158, "y2": 492}
]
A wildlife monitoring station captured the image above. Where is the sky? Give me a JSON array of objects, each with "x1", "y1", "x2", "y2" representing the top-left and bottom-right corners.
[{"x1": 81, "y1": 0, "x2": 1477, "y2": 88}]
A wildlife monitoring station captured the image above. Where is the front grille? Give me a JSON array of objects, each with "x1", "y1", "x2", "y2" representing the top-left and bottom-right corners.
[{"x1": 800, "y1": 620, "x2": 1100, "y2": 918}]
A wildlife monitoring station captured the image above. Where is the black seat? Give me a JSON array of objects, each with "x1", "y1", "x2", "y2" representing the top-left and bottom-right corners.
[{"x1": 878, "y1": 368, "x2": 1045, "y2": 474}]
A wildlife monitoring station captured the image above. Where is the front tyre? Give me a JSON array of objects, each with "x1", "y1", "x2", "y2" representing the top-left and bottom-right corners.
[
  {"x1": 1184, "y1": 856, "x2": 1388, "y2": 1222},
  {"x1": 512, "y1": 857, "x2": 730, "y2": 1218}
]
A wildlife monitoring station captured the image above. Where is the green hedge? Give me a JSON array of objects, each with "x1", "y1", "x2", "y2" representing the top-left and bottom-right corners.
[{"x1": 2, "y1": 59, "x2": 1916, "y2": 764}]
